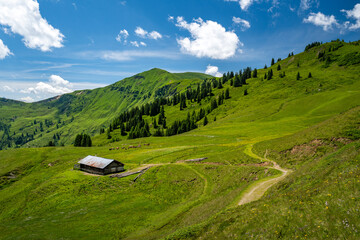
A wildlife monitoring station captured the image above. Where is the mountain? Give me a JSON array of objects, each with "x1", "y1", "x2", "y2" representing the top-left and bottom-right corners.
[
  {"x1": 0, "y1": 40, "x2": 359, "y2": 239},
  {"x1": 0, "y1": 68, "x2": 210, "y2": 149}
]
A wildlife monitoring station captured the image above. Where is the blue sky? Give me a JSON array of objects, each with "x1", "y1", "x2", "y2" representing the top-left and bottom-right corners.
[{"x1": 0, "y1": 0, "x2": 359, "y2": 102}]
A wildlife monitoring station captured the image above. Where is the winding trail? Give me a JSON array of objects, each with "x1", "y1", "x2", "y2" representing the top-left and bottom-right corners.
[
  {"x1": 109, "y1": 144, "x2": 291, "y2": 207},
  {"x1": 238, "y1": 145, "x2": 292, "y2": 205}
]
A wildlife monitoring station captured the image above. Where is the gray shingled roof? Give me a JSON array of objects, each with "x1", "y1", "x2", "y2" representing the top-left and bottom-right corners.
[{"x1": 78, "y1": 155, "x2": 119, "y2": 169}]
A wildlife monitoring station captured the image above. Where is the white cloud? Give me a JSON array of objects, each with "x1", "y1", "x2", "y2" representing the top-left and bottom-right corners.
[
  {"x1": 140, "y1": 41, "x2": 147, "y2": 46},
  {"x1": 116, "y1": 29, "x2": 129, "y2": 43},
  {"x1": 100, "y1": 50, "x2": 179, "y2": 61},
  {"x1": 175, "y1": 17, "x2": 241, "y2": 60},
  {"x1": 341, "y1": 3, "x2": 360, "y2": 30},
  {"x1": 135, "y1": 27, "x2": 162, "y2": 39},
  {"x1": 168, "y1": 16, "x2": 174, "y2": 21},
  {"x1": 2, "y1": 85, "x2": 14, "y2": 92},
  {"x1": 205, "y1": 65, "x2": 222, "y2": 77},
  {"x1": 21, "y1": 75, "x2": 73, "y2": 95},
  {"x1": 20, "y1": 96, "x2": 34, "y2": 102},
  {"x1": 225, "y1": 0, "x2": 254, "y2": 11},
  {"x1": 148, "y1": 31, "x2": 162, "y2": 40},
  {"x1": 299, "y1": 0, "x2": 319, "y2": 11},
  {"x1": 0, "y1": 39, "x2": 12, "y2": 59},
  {"x1": 303, "y1": 12, "x2": 338, "y2": 31},
  {"x1": 135, "y1": 27, "x2": 148, "y2": 38},
  {"x1": 0, "y1": 0, "x2": 64, "y2": 52},
  {"x1": 232, "y1": 17, "x2": 251, "y2": 31},
  {"x1": 130, "y1": 41, "x2": 139, "y2": 47},
  {"x1": 2, "y1": 27, "x2": 11, "y2": 35}
]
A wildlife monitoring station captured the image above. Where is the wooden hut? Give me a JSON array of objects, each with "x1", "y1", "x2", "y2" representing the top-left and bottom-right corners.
[{"x1": 78, "y1": 155, "x2": 124, "y2": 175}]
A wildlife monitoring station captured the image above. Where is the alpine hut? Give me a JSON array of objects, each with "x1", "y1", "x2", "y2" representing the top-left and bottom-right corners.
[{"x1": 78, "y1": 155, "x2": 125, "y2": 175}]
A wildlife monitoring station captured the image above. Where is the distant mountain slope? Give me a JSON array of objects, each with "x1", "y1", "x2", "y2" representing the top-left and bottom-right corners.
[{"x1": 0, "y1": 68, "x2": 210, "y2": 149}]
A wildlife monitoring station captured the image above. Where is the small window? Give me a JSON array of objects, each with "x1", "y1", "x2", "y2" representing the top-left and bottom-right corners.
[{"x1": 111, "y1": 167, "x2": 116, "y2": 172}]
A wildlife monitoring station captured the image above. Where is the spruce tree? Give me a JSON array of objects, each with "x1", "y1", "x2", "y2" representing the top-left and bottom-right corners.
[
  {"x1": 74, "y1": 134, "x2": 82, "y2": 147},
  {"x1": 297, "y1": 72, "x2": 301, "y2": 80},
  {"x1": 244, "y1": 89, "x2": 248, "y2": 96},
  {"x1": 203, "y1": 116, "x2": 208, "y2": 126},
  {"x1": 252, "y1": 68, "x2": 257, "y2": 78},
  {"x1": 277, "y1": 64, "x2": 281, "y2": 71},
  {"x1": 308, "y1": 72, "x2": 312, "y2": 78},
  {"x1": 271, "y1": 58, "x2": 275, "y2": 66},
  {"x1": 225, "y1": 88, "x2": 230, "y2": 99},
  {"x1": 264, "y1": 64, "x2": 268, "y2": 69}
]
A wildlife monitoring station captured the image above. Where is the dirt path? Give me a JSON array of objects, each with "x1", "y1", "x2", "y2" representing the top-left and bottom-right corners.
[{"x1": 238, "y1": 146, "x2": 292, "y2": 205}]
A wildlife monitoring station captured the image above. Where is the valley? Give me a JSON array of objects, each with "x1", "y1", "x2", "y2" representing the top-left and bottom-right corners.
[{"x1": 0, "y1": 40, "x2": 359, "y2": 239}]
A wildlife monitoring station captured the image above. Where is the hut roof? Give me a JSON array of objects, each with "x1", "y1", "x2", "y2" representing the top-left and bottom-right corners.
[{"x1": 78, "y1": 155, "x2": 124, "y2": 169}]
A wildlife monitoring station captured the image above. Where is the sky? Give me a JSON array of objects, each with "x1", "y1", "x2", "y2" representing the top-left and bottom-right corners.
[{"x1": 0, "y1": 0, "x2": 359, "y2": 102}]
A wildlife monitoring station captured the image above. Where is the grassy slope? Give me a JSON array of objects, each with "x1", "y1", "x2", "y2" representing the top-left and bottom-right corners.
[
  {"x1": 0, "y1": 68, "x2": 209, "y2": 148},
  {"x1": 0, "y1": 41, "x2": 360, "y2": 239}
]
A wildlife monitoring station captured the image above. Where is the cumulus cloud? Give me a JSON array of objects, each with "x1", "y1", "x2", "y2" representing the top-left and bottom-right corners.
[
  {"x1": 232, "y1": 17, "x2": 251, "y2": 31},
  {"x1": 21, "y1": 75, "x2": 73, "y2": 95},
  {"x1": 175, "y1": 17, "x2": 241, "y2": 60},
  {"x1": 0, "y1": 0, "x2": 64, "y2": 51},
  {"x1": 135, "y1": 27, "x2": 162, "y2": 39},
  {"x1": 205, "y1": 65, "x2": 222, "y2": 77},
  {"x1": 140, "y1": 41, "x2": 147, "y2": 46},
  {"x1": 225, "y1": 0, "x2": 255, "y2": 11},
  {"x1": 303, "y1": 12, "x2": 338, "y2": 31},
  {"x1": 135, "y1": 27, "x2": 148, "y2": 38},
  {"x1": 341, "y1": 3, "x2": 360, "y2": 30},
  {"x1": 116, "y1": 29, "x2": 129, "y2": 43},
  {"x1": 148, "y1": 31, "x2": 162, "y2": 40},
  {"x1": 0, "y1": 39, "x2": 12, "y2": 59}
]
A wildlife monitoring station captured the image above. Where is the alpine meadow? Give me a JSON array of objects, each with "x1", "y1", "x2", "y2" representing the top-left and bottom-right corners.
[{"x1": 0, "y1": 1, "x2": 360, "y2": 240}]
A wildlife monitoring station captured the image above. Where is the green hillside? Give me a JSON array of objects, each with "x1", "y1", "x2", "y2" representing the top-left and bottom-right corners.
[
  {"x1": 0, "y1": 68, "x2": 209, "y2": 149},
  {"x1": 0, "y1": 40, "x2": 359, "y2": 239}
]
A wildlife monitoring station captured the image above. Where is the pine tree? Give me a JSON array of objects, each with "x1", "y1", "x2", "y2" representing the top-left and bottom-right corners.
[
  {"x1": 106, "y1": 128, "x2": 111, "y2": 139},
  {"x1": 203, "y1": 116, "x2": 208, "y2": 126},
  {"x1": 244, "y1": 89, "x2": 248, "y2": 95},
  {"x1": 211, "y1": 98, "x2": 218, "y2": 111},
  {"x1": 74, "y1": 134, "x2": 82, "y2": 147},
  {"x1": 218, "y1": 80, "x2": 223, "y2": 89},
  {"x1": 271, "y1": 58, "x2": 275, "y2": 66},
  {"x1": 308, "y1": 72, "x2": 312, "y2": 78},
  {"x1": 297, "y1": 72, "x2": 301, "y2": 80},
  {"x1": 225, "y1": 88, "x2": 230, "y2": 99},
  {"x1": 230, "y1": 79, "x2": 233, "y2": 86},
  {"x1": 234, "y1": 74, "x2": 241, "y2": 87},
  {"x1": 252, "y1": 68, "x2": 257, "y2": 78},
  {"x1": 277, "y1": 64, "x2": 281, "y2": 71},
  {"x1": 264, "y1": 64, "x2": 268, "y2": 69},
  {"x1": 214, "y1": 116, "x2": 216, "y2": 122}
]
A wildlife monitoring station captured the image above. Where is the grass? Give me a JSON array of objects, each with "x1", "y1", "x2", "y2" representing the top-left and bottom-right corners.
[{"x1": 0, "y1": 40, "x2": 360, "y2": 239}]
